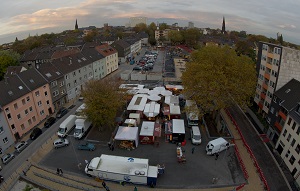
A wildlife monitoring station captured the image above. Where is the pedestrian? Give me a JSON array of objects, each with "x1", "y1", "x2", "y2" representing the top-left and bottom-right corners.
[
  {"x1": 108, "y1": 142, "x2": 111, "y2": 150},
  {"x1": 111, "y1": 144, "x2": 114, "y2": 151},
  {"x1": 22, "y1": 170, "x2": 27, "y2": 176},
  {"x1": 191, "y1": 147, "x2": 195, "y2": 154},
  {"x1": 134, "y1": 186, "x2": 138, "y2": 191},
  {"x1": 102, "y1": 181, "x2": 106, "y2": 188},
  {"x1": 56, "y1": 168, "x2": 60, "y2": 175},
  {"x1": 59, "y1": 168, "x2": 63, "y2": 175},
  {"x1": 215, "y1": 153, "x2": 219, "y2": 160},
  {"x1": 120, "y1": 181, "x2": 125, "y2": 186}
]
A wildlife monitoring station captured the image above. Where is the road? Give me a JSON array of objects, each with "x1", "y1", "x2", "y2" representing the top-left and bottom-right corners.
[{"x1": 227, "y1": 104, "x2": 291, "y2": 191}]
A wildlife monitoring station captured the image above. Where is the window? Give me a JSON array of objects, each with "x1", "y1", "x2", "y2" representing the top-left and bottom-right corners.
[
  {"x1": 291, "y1": 139, "x2": 296, "y2": 147},
  {"x1": 25, "y1": 109, "x2": 28, "y2": 115},
  {"x1": 17, "y1": 114, "x2": 21, "y2": 120},
  {"x1": 3, "y1": 137, "x2": 8, "y2": 144},
  {"x1": 288, "y1": 118, "x2": 292, "y2": 125},
  {"x1": 21, "y1": 124, "x2": 25, "y2": 130},
  {"x1": 287, "y1": 134, "x2": 291, "y2": 142},
  {"x1": 296, "y1": 145, "x2": 300, "y2": 154},
  {"x1": 292, "y1": 122, "x2": 296, "y2": 130},
  {"x1": 74, "y1": 80, "x2": 77, "y2": 85},
  {"x1": 44, "y1": 91, "x2": 48, "y2": 96},
  {"x1": 297, "y1": 126, "x2": 300, "y2": 135},
  {"x1": 283, "y1": 129, "x2": 287, "y2": 137},
  {"x1": 51, "y1": 81, "x2": 57, "y2": 87},
  {"x1": 5, "y1": 108, "x2": 9, "y2": 113},
  {"x1": 270, "y1": 107, "x2": 274, "y2": 114},
  {"x1": 273, "y1": 96, "x2": 277, "y2": 103},
  {"x1": 22, "y1": 99, "x2": 25, "y2": 105},
  {"x1": 46, "y1": 100, "x2": 50, "y2": 105},
  {"x1": 38, "y1": 101, "x2": 42, "y2": 107},
  {"x1": 40, "y1": 110, "x2": 45, "y2": 116},
  {"x1": 73, "y1": 72, "x2": 76, "y2": 77},
  {"x1": 65, "y1": 75, "x2": 69, "y2": 79},
  {"x1": 11, "y1": 124, "x2": 15, "y2": 130},
  {"x1": 67, "y1": 83, "x2": 71, "y2": 88},
  {"x1": 53, "y1": 90, "x2": 59, "y2": 97},
  {"x1": 290, "y1": 156, "x2": 296, "y2": 165},
  {"x1": 29, "y1": 106, "x2": 33, "y2": 112},
  {"x1": 14, "y1": 103, "x2": 18, "y2": 110},
  {"x1": 35, "y1": 91, "x2": 40, "y2": 97},
  {"x1": 0, "y1": 126, "x2": 3, "y2": 134},
  {"x1": 32, "y1": 116, "x2": 36, "y2": 122},
  {"x1": 26, "y1": 96, "x2": 30, "y2": 102},
  {"x1": 60, "y1": 81, "x2": 64, "y2": 87},
  {"x1": 78, "y1": 69, "x2": 81, "y2": 73},
  {"x1": 28, "y1": 119, "x2": 32, "y2": 125}
]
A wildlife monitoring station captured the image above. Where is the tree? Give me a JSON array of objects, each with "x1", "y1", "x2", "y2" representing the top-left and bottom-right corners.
[
  {"x1": 148, "y1": 22, "x2": 157, "y2": 32},
  {"x1": 181, "y1": 45, "x2": 256, "y2": 119},
  {"x1": 82, "y1": 79, "x2": 127, "y2": 131},
  {"x1": 23, "y1": 184, "x2": 33, "y2": 191},
  {"x1": 133, "y1": 23, "x2": 147, "y2": 33},
  {"x1": 235, "y1": 40, "x2": 256, "y2": 61},
  {"x1": 182, "y1": 28, "x2": 200, "y2": 47},
  {"x1": 168, "y1": 30, "x2": 183, "y2": 45},
  {"x1": 159, "y1": 23, "x2": 168, "y2": 30},
  {"x1": 148, "y1": 36, "x2": 157, "y2": 46},
  {"x1": 0, "y1": 50, "x2": 20, "y2": 80}
]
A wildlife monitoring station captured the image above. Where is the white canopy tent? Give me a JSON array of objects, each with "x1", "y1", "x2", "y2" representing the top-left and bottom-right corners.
[
  {"x1": 170, "y1": 105, "x2": 181, "y2": 115},
  {"x1": 160, "y1": 90, "x2": 172, "y2": 96},
  {"x1": 147, "y1": 94, "x2": 161, "y2": 101},
  {"x1": 137, "y1": 88, "x2": 150, "y2": 94},
  {"x1": 143, "y1": 101, "x2": 160, "y2": 117},
  {"x1": 148, "y1": 89, "x2": 160, "y2": 95},
  {"x1": 165, "y1": 95, "x2": 179, "y2": 105},
  {"x1": 153, "y1": 87, "x2": 166, "y2": 94},
  {"x1": 115, "y1": 126, "x2": 139, "y2": 147},
  {"x1": 127, "y1": 94, "x2": 148, "y2": 111}
]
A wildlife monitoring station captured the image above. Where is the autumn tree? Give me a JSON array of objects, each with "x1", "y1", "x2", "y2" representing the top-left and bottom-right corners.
[
  {"x1": 182, "y1": 28, "x2": 201, "y2": 47},
  {"x1": 82, "y1": 79, "x2": 127, "y2": 131},
  {"x1": 0, "y1": 50, "x2": 20, "y2": 80},
  {"x1": 133, "y1": 23, "x2": 147, "y2": 33},
  {"x1": 181, "y1": 45, "x2": 256, "y2": 119},
  {"x1": 168, "y1": 30, "x2": 183, "y2": 45},
  {"x1": 159, "y1": 23, "x2": 168, "y2": 30}
]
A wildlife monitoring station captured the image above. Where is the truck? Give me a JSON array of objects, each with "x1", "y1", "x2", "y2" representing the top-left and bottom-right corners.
[
  {"x1": 75, "y1": 103, "x2": 87, "y2": 119},
  {"x1": 74, "y1": 118, "x2": 92, "y2": 139},
  {"x1": 57, "y1": 115, "x2": 76, "y2": 138},
  {"x1": 85, "y1": 154, "x2": 160, "y2": 187},
  {"x1": 206, "y1": 137, "x2": 230, "y2": 155},
  {"x1": 185, "y1": 100, "x2": 199, "y2": 126}
]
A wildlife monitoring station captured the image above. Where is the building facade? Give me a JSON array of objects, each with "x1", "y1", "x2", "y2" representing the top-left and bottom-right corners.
[
  {"x1": 95, "y1": 44, "x2": 118, "y2": 75},
  {"x1": 0, "y1": 109, "x2": 15, "y2": 152}
]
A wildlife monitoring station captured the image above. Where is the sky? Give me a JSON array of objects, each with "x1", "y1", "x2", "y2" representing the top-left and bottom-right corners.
[{"x1": 0, "y1": 0, "x2": 299, "y2": 44}]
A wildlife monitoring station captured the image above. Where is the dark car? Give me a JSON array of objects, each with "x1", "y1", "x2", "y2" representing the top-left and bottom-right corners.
[
  {"x1": 56, "y1": 107, "x2": 68, "y2": 118},
  {"x1": 132, "y1": 66, "x2": 143, "y2": 71},
  {"x1": 44, "y1": 117, "x2": 56, "y2": 128},
  {"x1": 77, "y1": 142, "x2": 96, "y2": 151},
  {"x1": 30, "y1": 128, "x2": 42, "y2": 140}
]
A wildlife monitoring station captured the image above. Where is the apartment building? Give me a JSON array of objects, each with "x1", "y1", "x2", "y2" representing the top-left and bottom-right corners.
[
  {"x1": 275, "y1": 102, "x2": 300, "y2": 187},
  {"x1": 155, "y1": 29, "x2": 171, "y2": 41},
  {"x1": 267, "y1": 79, "x2": 300, "y2": 143},
  {"x1": 0, "y1": 69, "x2": 54, "y2": 141},
  {"x1": 95, "y1": 44, "x2": 118, "y2": 75},
  {"x1": 52, "y1": 53, "x2": 93, "y2": 101},
  {"x1": 0, "y1": 109, "x2": 15, "y2": 152},
  {"x1": 111, "y1": 39, "x2": 131, "y2": 63},
  {"x1": 254, "y1": 42, "x2": 300, "y2": 116}
]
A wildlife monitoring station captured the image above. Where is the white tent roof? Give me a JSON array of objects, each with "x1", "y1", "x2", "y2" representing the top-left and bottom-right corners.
[
  {"x1": 153, "y1": 86, "x2": 166, "y2": 94},
  {"x1": 124, "y1": 119, "x2": 137, "y2": 126},
  {"x1": 127, "y1": 94, "x2": 148, "y2": 111},
  {"x1": 165, "y1": 85, "x2": 184, "y2": 90},
  {"x1": 170, "y1": 105, "x2": 181, "y2": 115},
  {"x1": 148, "y1": 89, "x2": 160, "y2": 95},
  {"x1": 137, "y1": 88, "x2": 150, "y2": 94},
  {"x1": 115, "y1": 126, "x2": 139, "y2": 147},
  {"x1": 143, "y1": 102, "x2": 160, "y2": 117},
  {"x1": 172, "y1": 119, "x2": 185, "y2": 134},
  {"x1": 160, "y1": 90, "x2": 172, "y2": 96},
  {"x1": 147, "y1": 94, "x2": 161, "y2": 101},
  {"x1": 165, "y1": 95, "x2": 179, "y2": 105},
  {"x1": 140, "y1": 121, "x2": 155, "y2": 136}
]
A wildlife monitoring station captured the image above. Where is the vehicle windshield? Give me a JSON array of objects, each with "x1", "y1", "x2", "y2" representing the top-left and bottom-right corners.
[
  {"x1": 193, "y1": 135, "x2": 201, "y2": 140},
  {"x1": 74, "y1": 128, "x2": 81, "y2": 134},
  {"x1": 58, "y1": 128, "x2": 66, "y2": 133}
]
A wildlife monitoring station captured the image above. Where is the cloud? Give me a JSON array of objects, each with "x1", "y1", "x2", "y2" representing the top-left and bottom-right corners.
[{"x1": 278, "y1": 24, "x2": 296, "y2": 29}]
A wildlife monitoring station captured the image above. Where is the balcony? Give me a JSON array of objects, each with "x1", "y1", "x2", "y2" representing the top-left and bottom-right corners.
[
  {"x1": 267, "y1": 52, "x2": 274, "y2": 58},
  {"x1": 266, "y1": 63, "x2": 272, "y2": 69},
  {"x1": 274, "y1": 121, "x2": 283, "y2": 132},
  {"x1": 264, "y1": 73, "x2": 270, "y2": 80},
  {"x1": 278, "y1": 110, "x2": 287, "y2": 121},
  {"x1": 262, "y1": 83, "x2": 268, "y2": 90},
  {"x1": 261, "y1": 92, "x2": 266, "y2": 99},
  {"x1": 258, "y1": 102, "x2": 263, "y2": 109}
]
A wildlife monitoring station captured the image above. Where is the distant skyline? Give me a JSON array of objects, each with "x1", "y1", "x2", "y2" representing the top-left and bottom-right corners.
[{"x1": 0, "y1": 0, "x2": 299, "y2": 44}]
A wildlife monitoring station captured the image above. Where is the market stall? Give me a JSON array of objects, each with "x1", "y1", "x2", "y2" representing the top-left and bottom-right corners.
[
  {"x1": 129, "y1": 113, "x2": 141, "y2": 126},
  {"x1": 124, "y1": 119, "x2": 137, "y2": 127},
  {"x1": 143, "y1": 101, "x2": 160, "y2": 120},
  {"x1": 140, "y1": 121, "x2": 155, "y2": 144},
  {"x1": 170, "y1": 105, "x2": 181, "y2": 119},
  {"x1": 115, "y1": 126, "x2": 139, "y2": 150}
]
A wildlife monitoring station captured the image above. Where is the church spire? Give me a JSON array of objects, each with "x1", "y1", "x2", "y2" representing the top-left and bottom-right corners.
[
  {"x1": 75, "y1": 19, "x2": 78, "y2": 30},
  {"x1": 222, "y1": 17, "x2": 226, "y2": 34}
]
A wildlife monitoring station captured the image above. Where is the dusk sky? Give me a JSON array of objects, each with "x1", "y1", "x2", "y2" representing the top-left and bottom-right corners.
[{"x1": 0, "y1": 0, "x2": 299, "y2": 44}]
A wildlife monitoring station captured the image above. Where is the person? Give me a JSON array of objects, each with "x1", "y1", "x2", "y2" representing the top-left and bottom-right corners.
[
  {"x1": 111, "y1": 144, "x2": 114, "y2": 151},
  {"x1": 56, "y1": 168, "x2": 60, "y2": 175},
  {"x1": 59, "y1": 168, "x2": 63, "y2": 175},
  {"x1": 215, "y1": 153, "x2": 219, "y2": 160},
  {"x1": 192, "y1": 147, "x2": 195, "y2": 154},
  {"x1": 134, "y1": 186, "x2": 138, "y2": 191}
]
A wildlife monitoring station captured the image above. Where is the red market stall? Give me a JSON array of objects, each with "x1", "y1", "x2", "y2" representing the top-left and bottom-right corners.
[{"x1": 140, "y1": 121, "x2": 155, "y2": 144}]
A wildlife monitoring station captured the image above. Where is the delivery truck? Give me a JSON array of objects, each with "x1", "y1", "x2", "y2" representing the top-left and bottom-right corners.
[
  {"x1": 85, "y1": 154, "x2": 160, "y2": 187},
  {"x1": 206, "y1": 137, "x2": 230, "y2": 155},
  {"x1": 74, "y1": 118, "x2": 92, "y2": 139},
  {"x1": 57, "y1": 115, "x2": 76, "y2": 138}
]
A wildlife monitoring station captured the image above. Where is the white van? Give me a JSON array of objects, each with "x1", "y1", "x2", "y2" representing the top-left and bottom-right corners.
[
  {"x1": 58, "y1": 115, "x2": 76, "y2": 138},
  {"x1": 206, "y1": 137, "x2": 230, "y2": 155},
  {"x1": 190, "y1": 126, "x2": 201, "y2": 145}
]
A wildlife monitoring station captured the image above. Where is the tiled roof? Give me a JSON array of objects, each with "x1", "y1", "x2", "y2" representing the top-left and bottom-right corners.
[
  {"x1": 112, "y1": 40, "x2": 130, "y2": 49},
  {"x1": 51, "y1": 48, "x2": 80, "y2": 59},
  {"x1": 275, "y1": 78, "x2": 300, "y2": 111},
  {"x1": 5, "y1": 66, "x2": 27, "y2": 77},
  {"x1": 95, "y1": 45, "x2": 117, "y2": 57},
  {"x1": 35, "y1": 62, "x2": 63, "y2": 82},
  {"x1": 81, "y1": 43, "x2": 105, "y2": 62},
  {"x1": 17, "y1": 68, "x2": 48, "y2": 91}
]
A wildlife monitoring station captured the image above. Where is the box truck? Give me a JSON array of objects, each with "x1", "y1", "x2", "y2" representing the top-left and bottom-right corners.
[
  {"x1": 75, "y1": 103, "x2": 87, "y2": 119},
  {"x1": 85, "y1": 154, "x2": 159, "y2": 187},
  {"x1": 74, "y1": 118, "x2": 92, "y2": 139},
  {"x1": 57, "y1": 115, "x2": 76, "y2": 138},
  {"x1": 206, "y1": 137, "x2": 230, "y2": 155}
]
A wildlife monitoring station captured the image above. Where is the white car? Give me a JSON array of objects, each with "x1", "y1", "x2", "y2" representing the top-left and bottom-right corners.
[{"x1": 53, "y1": 138, "x2": 69, "y2": 149}]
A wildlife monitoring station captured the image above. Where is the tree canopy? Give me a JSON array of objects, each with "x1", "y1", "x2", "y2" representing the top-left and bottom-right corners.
[
  {"x1": 181, "y1": 45, "x2": 257, "y2": 117},
  {"x1": 82, "y1": 79, "x2": 127, "y2": 131},
  {"x1": 133, "y1": 23, "x2": 147, "y2": 33},
  {"x1": 0, "y1": 50, "x2": 20, "y2": 80}
]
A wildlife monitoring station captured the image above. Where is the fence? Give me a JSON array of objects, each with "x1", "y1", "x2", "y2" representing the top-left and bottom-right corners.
[{"x1": 225, "y1": 108, "x2": 270, "y2": 191}]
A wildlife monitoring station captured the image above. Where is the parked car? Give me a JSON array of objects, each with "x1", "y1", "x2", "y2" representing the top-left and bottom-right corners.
[
  {"x1": 53, "y1": 138, "x2": 69, "y2": 149},
  {"x1": 1, "y1": 153, "x2": 14, "y2": 165},
  {"x1": 14, "y1": 141, "x2": 28, "y2": 153},
  {"x1": 132, "y1": 66, "x2": 143, "y2": 71},
  {"x1": 30, "y1": 128, "x2": 42, "y2": 140},
  {"x1": 77, "y1": 142, "x2": 96, "y2": 151},
  {"x1": 44, "y1": 117, "x2": 56, "y2": 128},
  {"x1": 56, "y1": 107, "x2": 68, "y2": 118}
]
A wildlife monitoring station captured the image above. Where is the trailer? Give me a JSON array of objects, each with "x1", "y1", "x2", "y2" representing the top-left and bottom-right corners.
[{"x1": 85, "y1": 154, "x2": 160, "y2": 187}]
